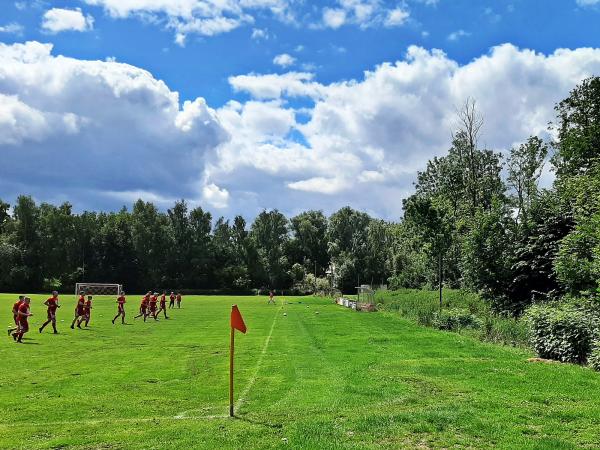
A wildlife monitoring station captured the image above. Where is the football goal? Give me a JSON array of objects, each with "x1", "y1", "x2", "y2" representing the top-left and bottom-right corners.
[{"x1": 75, "y1": 283, "x2": 123, "y2": 296}]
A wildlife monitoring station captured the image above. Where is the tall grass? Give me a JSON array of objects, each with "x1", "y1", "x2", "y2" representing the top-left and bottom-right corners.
[{"x1": 375, "y1": 289, "x2": 529, "y2": 348}]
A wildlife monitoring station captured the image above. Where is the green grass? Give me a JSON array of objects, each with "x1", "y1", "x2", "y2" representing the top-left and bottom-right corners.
[
  {"x1": 1, "y1": 293, "x2": 600, "y2": 449},
  {"x1": 376, "y1": 289, "x2": 530, "y2": 347}
]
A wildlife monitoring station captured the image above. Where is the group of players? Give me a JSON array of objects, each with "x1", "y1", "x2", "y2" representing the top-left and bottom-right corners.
[{"x1": 8, "y1": 290, "x2": 183, "y2": 343}]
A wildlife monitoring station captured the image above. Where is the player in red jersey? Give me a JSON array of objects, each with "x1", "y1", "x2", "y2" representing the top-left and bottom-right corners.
[
  {"x1": 7, "y1": 295, "x2": 24, "y2": 336},
  {"x1": 134, "y1": 292, "x2": 151, "y2": 321},
  {"x1": 169, "y1": 291, "x2": 175, "y2": 309},
  {"x1": 39, "y1": 291, "x2": 61, "y2": 334},
  {"x1": 71, "y1": 292, "x2": 86, "y2": 329},
  {"x1": 12, "y1": 297, "x2": 32, "y2": 343},
  {"x1": 268, "y1": 290, "x2": 276, "y2": 304},
  {"x1": 157, "y1": 291, "x2": 169, "y2": 319},
  {"x1": 83, "y1": 295, "x2": 93, "y2": 327},
  {"x1": 148, "y1": 292, "x2": 159, "y2": 320},
  {"x1": 176, "y1": 292, "x2": 182, "y2": 308},
  {"x1": 112, "y1": 292, "x2": 126, "y2": 324}
]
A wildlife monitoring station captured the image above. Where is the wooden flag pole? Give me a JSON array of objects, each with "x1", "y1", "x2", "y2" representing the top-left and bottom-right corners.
[{"x1": 229, "y1": 324, "x2": 235, "y2": 417}]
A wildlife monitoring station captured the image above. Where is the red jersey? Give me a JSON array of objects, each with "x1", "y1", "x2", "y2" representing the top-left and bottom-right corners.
[
  {"x1": 117, "y1": 295, "x2": 126, "y2": 308},
  {"x1": 170, "y1": 294, "x2": 175, "y2": 301},
  {"x1": 18, "y1": 302, "x2": 29, "y2": 321},
  {"x1": 84, "y1": 300, "x2": 92, "y2": 311},
  {"x1": 76, "y1": 296, "x2": 85, "y2": 314},
  {"x1": 176, "y1": 294, "x2": 181, "y2": 302},
  {"x1": 46, "y1": 297, "x2": 59, "y2": 312},
  {"x1": 150, "y1": 296, "x2": 157, "y2": 305},
  {"x1": 12, "y1": 301, "x2": 21, "y2": 315},
  {"x1": 141, "y1": 296, "x2": 149, "y2": 307},
  {"x1": 160, "y1": 295, "x2": 166, "y2": 306}
]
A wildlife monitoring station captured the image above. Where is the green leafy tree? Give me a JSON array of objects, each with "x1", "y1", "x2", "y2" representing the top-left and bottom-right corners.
[
  {"x1": 250, "y1": 210, "x2": 290, "y2": 288},
  {"x1": 327, "y1": 207, "x2": 372, "y2": 292},
  {"x1": 288, "y1": 210, "x2": 329, "y2": 276},
  {"x1": 507, "y1": 136, "x2": 548, "y2": 222},
  {"x1": 403, "y1": 196, "x2": 453, "y2": 308},
  {"x1": 552, "y1": 76, "x2": 600, "y2": 295}
]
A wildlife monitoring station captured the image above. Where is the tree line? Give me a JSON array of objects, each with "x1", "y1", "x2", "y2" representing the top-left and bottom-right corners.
[
  {"x1": 0, "y1": 197, "x2": 389, "y2": 294},
  {"x1": 1, "y1": 76, "x2": 599, "y2": 315}
]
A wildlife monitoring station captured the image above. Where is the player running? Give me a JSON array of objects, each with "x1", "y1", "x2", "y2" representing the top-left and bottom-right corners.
[
  {"x1": 148, "y1": 292, "x2": 159, "y2": 320},
  {"x1": 112, "y1": 292, "x2": 126, "y2": 324},
  {"x1": 83, "y1": 295, "x2": 93, "y2": 327},
  {"x1": 39, "y1": 291, "x2": 61, "y2": 334},
  {"x1": 134, "y1": 292, "x2": 151, "y2": 321},
  {"x1": 169, "y1": 291, "x2": 176, "y2": 309},
  {"x1": 268, "y1": 290, "x2": 276, "y2": 304},
  {"x1": 71, "y1": 292, "x2": 86, "y2": 329},
  {"x1": 176, "y1": 292, "x2": 182, "y2": 308},
  {"x1": 12, "y1": 297, "x2": 32, "y2": 343},
  {"x1": 7, "y1": 295, "x2": 24, "y2": 336},
  {"x1": 157, "y1": 291, "x2": 169, "y2": 319}
]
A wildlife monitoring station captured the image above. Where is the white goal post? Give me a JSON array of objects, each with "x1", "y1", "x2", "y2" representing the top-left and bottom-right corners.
[{"x1": 75, "y1": 283, "x2": 123, "y2": 296}]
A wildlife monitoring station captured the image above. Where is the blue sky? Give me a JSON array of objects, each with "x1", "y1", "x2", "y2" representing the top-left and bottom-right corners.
[{"x1": 1, "y1": 0, "x2": 600, "y2": 219}]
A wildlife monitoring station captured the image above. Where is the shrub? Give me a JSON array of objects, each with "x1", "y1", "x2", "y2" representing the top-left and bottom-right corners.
[
  {"x1": 477, "y1": 313, "x2": 529, "y2": 347},
  {"x1": 589, "y1": 340, "x2": 600, "y2": 371},
  {"x1": 525, "y1": 304, "x2": 596, "y2": 364},
  {"x1": 43, "y1": 277, "x2": 62, "y2": 292},
  {"x1": 432, "y1": 308, "x2": 481, "y2": 331}
]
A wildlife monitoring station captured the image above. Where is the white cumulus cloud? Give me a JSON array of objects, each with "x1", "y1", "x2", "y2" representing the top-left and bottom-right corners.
[
  {"x1": 83, "y1": 0, "x2": 293, "y2": 44},
  {"x1": 273, "y1": 53, "x2": 296, "y2": 67},
  {"x1": 385, "y1": 8, "x2": 410, "y2": 26},
  {"x1": 203, "y1": 44, "x2": 600, "y2": 218},
  {"x1": 42, "y1": 8, "x2": 94, "y2": 33},
  {"x1": 322, "y1": 0, "x2": 409, "y2": 29},
  {"x1": 3, "y1": 41, "x2": 600, "y2": 219},
  {"x1": 0, "y1": 41, "x2": 227, "y2": 211}
]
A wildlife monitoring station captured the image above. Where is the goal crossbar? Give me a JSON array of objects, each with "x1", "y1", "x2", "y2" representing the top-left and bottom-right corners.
[{"x1": 75, "y1": 283, "x2": 123, "y2": 296}]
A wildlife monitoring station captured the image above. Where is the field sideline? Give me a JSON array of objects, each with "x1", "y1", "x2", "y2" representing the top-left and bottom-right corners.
[{"x1": 1, "y1": 294, "x2": 600, "y2": 449}]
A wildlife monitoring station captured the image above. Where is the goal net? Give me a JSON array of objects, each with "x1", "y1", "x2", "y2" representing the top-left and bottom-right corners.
[{"x1": 75, "y1": 283, "x2": 123, "y2": 296}]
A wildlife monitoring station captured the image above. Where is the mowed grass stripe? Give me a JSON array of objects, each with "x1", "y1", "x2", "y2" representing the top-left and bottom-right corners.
[{"x1": 1, "y1": 294, "x2": 600, "y2": 449}]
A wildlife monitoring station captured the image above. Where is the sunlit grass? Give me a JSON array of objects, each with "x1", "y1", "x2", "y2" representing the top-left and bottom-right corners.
[{"x1": 1, "y1": 293, "x2": 599, "y2": 449}]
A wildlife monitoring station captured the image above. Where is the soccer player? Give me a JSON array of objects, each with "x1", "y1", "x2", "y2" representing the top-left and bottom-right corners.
[
  {"x1": 7, "y1": 295, "x2": 24, "y2": 336},
  {"x1": 12, "y1": 297, "x2": 32, "y2": 343},
  {"x1": 149, "y1": 292, "x2": 159, "y2": 320},
  {"x1": 176, "y1": 292, "x2": 182, "y2": 308},
  {"x1": 169, "y1": 291, "x2": 175, "y2": 309},
  {"x1": 134, "y1": 292, "x2": 151, "y2": 321},
  {"x1": 157, "y1": 291, "x2": 169, "y2": 319},
  {"x1": 71, "y1": 292, "x2": 86, "y2": 329},
  {"x1": 83, "y1": 295, "x2": 93, "y2": 327},
  {"x1": 39, "y1": 291, "x2": 61, "y2": 334},
  {"x1": 112, "y1": 292, "x2": 126, "y2": 324},
  {"x1": 268, "y1": 290, "x2": 276, "y2": 304}
]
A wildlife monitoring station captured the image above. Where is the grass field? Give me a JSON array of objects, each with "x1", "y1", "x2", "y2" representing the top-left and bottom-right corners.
[{"x1": 1, "y1": 294, "x2": 600, "y2": 449}]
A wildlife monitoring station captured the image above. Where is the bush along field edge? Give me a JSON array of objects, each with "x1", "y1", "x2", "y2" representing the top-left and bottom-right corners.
[{"x1": 371, "y1": 288, "x2": 600, "y2": 372}]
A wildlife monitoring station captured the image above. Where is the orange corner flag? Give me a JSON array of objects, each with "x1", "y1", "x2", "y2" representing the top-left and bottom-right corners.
[{"x1": 231, "y1": 305, "x2": 247, "y2": 334}]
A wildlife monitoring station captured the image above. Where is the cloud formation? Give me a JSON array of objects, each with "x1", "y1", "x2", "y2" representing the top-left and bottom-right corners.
[
  {"x1": 321, "y1": 0, "x2": 410, "y2": 29},
  {"x1": 0, "y1": 23, "x2": 24, "y2": 35},
  {"x1": 0, "y1": 41, "x2": 226, "y2": 210},
  {"x1": 273, "y1": 53, "x2": 296, "y2": 67},
  {"x1": 205, "y1": 44, "x2": 600, "y2": 218},
  {"x1": 42, "y1": 8, "x2": 94, "y2": 33},
  {"x1": 3, "y1": 41, "x2": 600, "y2": 219},
  {"x1": 83, "y1": 0, "x2": 293, "y2": 44}
]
